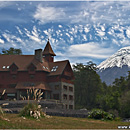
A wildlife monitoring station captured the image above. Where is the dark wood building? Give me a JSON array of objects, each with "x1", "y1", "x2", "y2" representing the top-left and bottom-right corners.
[{"x1": 0, "y1": 40, "x2": 74, "y2": 109}]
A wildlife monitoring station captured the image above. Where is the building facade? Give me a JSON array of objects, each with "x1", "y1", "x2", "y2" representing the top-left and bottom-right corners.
[{"x1": 0, "y1": 40, "x2": 74, "y2": 109}]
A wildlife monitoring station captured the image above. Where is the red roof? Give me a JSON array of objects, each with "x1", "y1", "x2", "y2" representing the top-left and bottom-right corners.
[
  {"x1": 0, "y1": 55, "x2": 70, "y2": 76},
  {"x1": 0, "y1": 55, "x2": 48, "y2": 71},
  {"x1": 48, "y1": 60, "x2": 69, "y2": 76},
  {"x1": 43, "y1": 40, "x2": 56, "y2": 56}
]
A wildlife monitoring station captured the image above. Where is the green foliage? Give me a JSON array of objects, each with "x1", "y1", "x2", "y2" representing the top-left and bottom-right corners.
[
  {"x1": 114, "y1": 117, "x2": 121, "y2": 121},
  {"x1": 88, "y1": 109, "x2": 114, "y2": 121},
  {"x1": 119, "y1": 91, "x2": 130, "y2": 118},
  {"x1": 74, "y1": 61, "x2": 130, "y2": 119},
  {"x1": 73, "y1": 61, "x2": 102, "y2": 109},
  {"x1": 97, "y1": 86, "x2": 120, "y2": 111},
  {"x1": 0, "y1": 47, "x2": 22, "y2": 55},
  {"x1": 19, "y1": 103, "x2": 44, "y2": 119}
]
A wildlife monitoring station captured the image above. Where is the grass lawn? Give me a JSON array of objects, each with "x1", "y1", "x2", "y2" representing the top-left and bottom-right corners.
[{"x1": 0, "y1": 113, "x2": 130, "y2": 129}]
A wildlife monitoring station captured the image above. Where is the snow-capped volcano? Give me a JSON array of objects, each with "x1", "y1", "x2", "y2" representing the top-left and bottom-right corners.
[
  {"x1": 98, "y1": 47, "x2": 130, "y2": 85},
  {"x1": 98, "y1": 46, "x2": 130, "y2": 70}
]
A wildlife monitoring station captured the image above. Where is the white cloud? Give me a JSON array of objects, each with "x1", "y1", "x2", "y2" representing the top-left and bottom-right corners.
[
  {"x1": 58, "y1": 25, "x2": 62, "y2": 28},
  {"x1": 126, "y1": 28, "x2": 130, "y2": 38},
  {"x1": 0, "y1": 2, "x2": 12, "y2": 8},
  {"x1": 33, "y1": 4, "x2": 65, "y2": 24},
  {"x1": 16, "y1": 26, "x2": 23, "y2": 35},
  {"x1": 2, "y1": 33, "x2": 25, "y2": 46},
  {"x1": 69, "y1": 1, "x2": 130, "y2": 25},
  {"x1": 24, "y1": 27, "x2": 41, "y2": 43},
  {"x1": 60, "y1": 42, "x2": 115, "y2": 59},
  {"x1": 96, "y1": 30, "x2": 105, "y2": 37},
  {"x1": 0, "y1": 38, "x2": 4, "y2": 44}
]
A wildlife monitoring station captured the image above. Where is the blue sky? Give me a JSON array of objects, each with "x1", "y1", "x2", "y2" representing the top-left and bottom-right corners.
[{"x1": 0, "y1": 1, "x2": 130, "y2": 65}]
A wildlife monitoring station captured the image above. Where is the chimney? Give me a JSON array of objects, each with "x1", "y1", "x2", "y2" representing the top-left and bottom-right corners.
[{"x1": 35, "y1": 49, "x2": 43, "y2": 63}]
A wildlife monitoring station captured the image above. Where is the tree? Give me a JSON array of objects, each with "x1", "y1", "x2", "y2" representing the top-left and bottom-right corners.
[
  {"x1": 73, "y1": 62, "x2": 102, "y2": 109},
  {"x1": 119, "y1": 91, "x2": 130, "y2": 118},
  {"x1": 0, "y1": 47, "x2": 22, "y2": 55}
]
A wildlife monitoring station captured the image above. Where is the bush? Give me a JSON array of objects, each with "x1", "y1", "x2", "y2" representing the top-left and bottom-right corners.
[
  {"x1": 19, "y1": 103, "x2": 45, "y2": 119},
  {"x1": 88, "y1": 109, "x2": 114, "y2": 121}
]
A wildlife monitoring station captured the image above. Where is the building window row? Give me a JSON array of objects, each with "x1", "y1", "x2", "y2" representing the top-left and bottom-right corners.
[
  {"x1": 63, "y1": 94, "x2": 73, "y2": 100},
  {"x1": 53, "y1": 94, "x2": 59, "y2": 100},
  {"x1": 63, "y1": 85, "x2": 73, "y2": 92},
  {"x1": 65, "y1": 104, "x2": 73, "y2": 109}
]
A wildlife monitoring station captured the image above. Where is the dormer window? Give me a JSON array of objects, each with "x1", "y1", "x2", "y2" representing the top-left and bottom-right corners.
[
  {"x1": 9, "y1": 63, "x2": 18, "y2": 74},
  {"x1": 30, "y1": 67, "x2": 35, "y2": 72},
  {"x1": 27, "y1": 63, "x2": 36, "y2": 74},
  {"x1": 12, "y1": 67, "x2": 17, "y2": 72}
]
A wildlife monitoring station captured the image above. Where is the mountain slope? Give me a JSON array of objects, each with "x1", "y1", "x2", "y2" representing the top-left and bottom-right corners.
[{"x1": 97, "y1": 47, "x2": 130, "y2": 85}]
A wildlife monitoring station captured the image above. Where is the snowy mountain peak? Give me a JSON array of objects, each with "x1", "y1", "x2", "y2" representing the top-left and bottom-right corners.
[{"x1": 98, "y1": 46, "x2": 130, "y2": 70}]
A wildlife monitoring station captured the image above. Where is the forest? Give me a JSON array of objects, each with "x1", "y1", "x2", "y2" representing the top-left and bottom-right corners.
[{"x1": 73, "y1": 61, "x2": 130, "y2": 119}]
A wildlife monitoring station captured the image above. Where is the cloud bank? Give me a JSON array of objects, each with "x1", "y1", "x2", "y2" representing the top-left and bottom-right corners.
[{"x1": 33, "y1": 4, "x2": 65, "y2": 24}]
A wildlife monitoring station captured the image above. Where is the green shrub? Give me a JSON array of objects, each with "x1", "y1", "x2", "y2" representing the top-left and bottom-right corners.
[
  {"x1": 19, "y1": 103, "x2": 45, "y2": 119},
  {"x1": 88, "y1": 109, "x2": 114, "y2": 121},
  {"x1": 114, "y1": 117, "x2": 121, "y2": 121}
]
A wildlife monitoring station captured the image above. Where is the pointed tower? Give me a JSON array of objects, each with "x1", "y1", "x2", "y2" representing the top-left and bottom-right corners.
[{"x1": 43, "y1": 39, "x2": 56, "y2": 62}]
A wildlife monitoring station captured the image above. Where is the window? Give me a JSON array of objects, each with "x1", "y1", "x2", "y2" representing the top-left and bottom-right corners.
[
  {"x1": 8, "y1": 84, "x2": 16, "y2": 88},
  {"x1": 12, "y1": 75, "x2": 16, "y2": 79},
  {"x1": 63, "y1": 85, "x2": 67, "y2": 90},
  {"x1": 46, "y1": 92, "x2": 51, "y2": 99},
  {"x1": 30, "y1": 75, "x2": 34, "y2": 79},
  {"x1": 2, "y1": 66, "x2": 5, "y2": 69},
  {"x1": 12, "y1": 67, "x2": 17, "y2": 72},
  {"x1": 53, "y1": 94, "x2": 59, "y2": 100},
  {"x1": 69, "y1": 87, "x2": 73, "y2": 92},
  {"x1": 51, "y1": 66, "x2": 58, "y2": 72},
  {"x1": 7, "y1": 93, "x2": 16, "y2": 99},
  {"x1": 55, "y1": 85, "x2": 59, "y2": 90},
  {"x1": 69, "y1": 95, "x2": 73, "y2": 100},
  {"x1": 69, "y1": 105, "x2": 73, "y2": 109},
  {"x1": 7, "y1": 93, "x2": 15, "y2": 97},
  {"x1": 30, "y1": 67, "x2": 35, "y2": 71},
  {"x1": 63, "y1": 94, "x2": 67, "y2": 100},
  {"x1": 66, "y1": 105, "x2": 68, "y2": 109}
]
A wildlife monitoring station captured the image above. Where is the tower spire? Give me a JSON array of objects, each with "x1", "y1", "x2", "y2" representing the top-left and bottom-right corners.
[{"x1": 43, "y1": 40, "x2": 56, "y2": 62}]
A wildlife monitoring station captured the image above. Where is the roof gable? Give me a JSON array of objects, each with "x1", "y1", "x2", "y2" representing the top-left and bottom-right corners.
[
  {"x1": 27, "y1": 62, "x2": 36, "y2": 70},
  {"x1": 9, "y1": 62, "x2": 19, "y2": 70},
  {"x1": 48, "y1": 60, "x2": 73, "y2": 76}
]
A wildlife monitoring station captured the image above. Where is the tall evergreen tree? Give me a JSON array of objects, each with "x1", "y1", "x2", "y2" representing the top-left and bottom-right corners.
[{"x1": 73, "y1": 62, "x2": 102, "y2": 109}]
